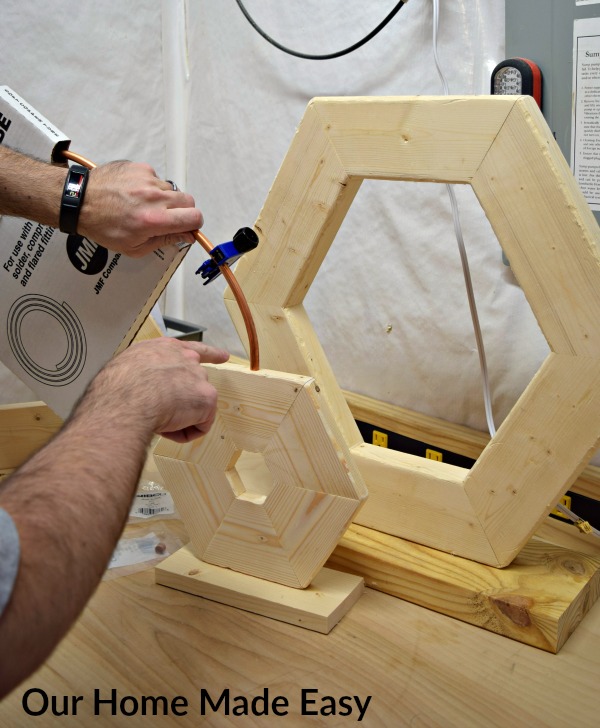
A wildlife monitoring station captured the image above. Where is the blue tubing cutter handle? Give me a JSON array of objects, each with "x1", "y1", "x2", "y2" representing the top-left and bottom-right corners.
[{"x1": 195, "y1": 227, "x2": 259, "y2": 285}]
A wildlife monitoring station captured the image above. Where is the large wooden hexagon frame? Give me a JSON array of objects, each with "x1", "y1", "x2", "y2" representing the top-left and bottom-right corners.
[{"x1": 225, "y1": 95, "x2": 600, "y2": 568}]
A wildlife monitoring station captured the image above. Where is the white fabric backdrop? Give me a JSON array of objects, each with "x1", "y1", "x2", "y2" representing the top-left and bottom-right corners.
[
  {"x1": 1, "y1": 1, "x2": 580, "y2": 464},
  {"x1": 182, "y1": 0, "x2": 550, "y2": 438}
]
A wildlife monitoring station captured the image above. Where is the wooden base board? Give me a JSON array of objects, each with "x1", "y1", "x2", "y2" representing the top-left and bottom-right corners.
[
  {"x1": 155, "y1": 545, "x2": 364, "y2": 634},
  {"x1": 327, "y1": 523, "x2": 600, "y2": 653}
]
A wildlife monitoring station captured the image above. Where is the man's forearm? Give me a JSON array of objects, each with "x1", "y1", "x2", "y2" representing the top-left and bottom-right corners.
[
  {"x1": 0, "y1": 338, "x2": 228, "y2": 698},
  {"x1": 0, "y1": 145, "x2": 64, "y2": 226},
  {"x1": 0, "y1": 393, "x2": 153, "y2": 698}
]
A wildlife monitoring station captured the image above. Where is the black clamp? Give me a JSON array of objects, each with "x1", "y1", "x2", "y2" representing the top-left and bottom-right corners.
[{"x1": 196, "y1": 227, "x2": 259, "y2": 284}]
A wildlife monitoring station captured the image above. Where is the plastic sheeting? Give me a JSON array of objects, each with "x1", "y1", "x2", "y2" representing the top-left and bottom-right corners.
[{"x1": 0, "y1": 1, "x2": 583, "y2": 464}]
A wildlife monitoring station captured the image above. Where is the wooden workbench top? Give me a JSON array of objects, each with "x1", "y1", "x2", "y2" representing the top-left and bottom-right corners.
[{"x1": 1, "y1": 526, "x2": 599, "y2": 728}]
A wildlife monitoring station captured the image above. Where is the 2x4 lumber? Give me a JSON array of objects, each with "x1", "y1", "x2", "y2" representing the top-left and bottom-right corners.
[
  {"x1": 0, "y1": 401, "x2": 62, "y2": 471},
  {"x1": 226, "y1": 361, "x2": 600, "y2": 502},
  {"x1": 465, "y1": 353, "x2": 600, "y2": 565},
  {"x1": 572, "y1": 468, "x2": 600, "y2": 502},
  {"x1": 4, "y1": 385, "x2": 598, "y2": 508},
  {"x1": 345, "y1": 387, "x2": 600, "y2": 502},
  {"x1": 284, "y1": 305, "x2": 363, "y2": 447},
  {"x1": 130, "y1": 313, "x2": 164, "y2": 342},
  {"x1": 327, "y1": 523, "x2": 600, "y2": 653},
  {"x1": 229, "y1": 96, "x2": 518, "y2": 312},
  {"x1": 472, "y1": 96, "x2": 600, "y2": 358},
  {"x1": 229, "y1": 103, "x2": 362, "y2": 309},
  {"x1": 312, "y1": 95, "x2": 517, "y2": 183},
  {"x1": 344, "y1": 388, "x2": 490, "y2": 461},
  {"x1": 535, "y1": 518, "x2": 600, "y2": 558},
  {"x1": 348, "y1": 442, "x2": 497, "y2": 564},
  {"x1": 156, "y1": 544, "x2": 364, "y2": 634},
  {"x1": 224, "y1": 304, "x2": 364, "y2": 449}
]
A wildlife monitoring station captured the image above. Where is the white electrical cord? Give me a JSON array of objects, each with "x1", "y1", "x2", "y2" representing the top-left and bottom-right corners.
[
  {"x1": 431, "y1": 0, "x2": 598, "y2": 538},
  {"x1": 555, "y1": 502, "x2": 600, "y2": 538},
  {"x1": 431, "y1": 0, "x2": 497, "y2": 437}
]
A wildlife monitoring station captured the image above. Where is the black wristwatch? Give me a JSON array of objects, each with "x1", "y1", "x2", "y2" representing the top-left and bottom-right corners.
[{"x1": 59, "y1": 164, "x2": 89, "y2": 234}]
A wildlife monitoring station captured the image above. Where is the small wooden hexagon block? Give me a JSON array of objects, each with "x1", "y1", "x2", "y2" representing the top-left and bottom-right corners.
[{"x1": 154, "y1": 362, "x2": 368, "y2": 588}]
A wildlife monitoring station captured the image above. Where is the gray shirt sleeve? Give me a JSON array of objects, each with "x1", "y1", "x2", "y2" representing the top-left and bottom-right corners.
[{"x1": 0, "y1": 508, "x2": 20, "y2": 618}]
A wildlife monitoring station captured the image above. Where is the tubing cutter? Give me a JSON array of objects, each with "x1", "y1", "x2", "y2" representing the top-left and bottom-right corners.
[{"x1": 195, "y1": 227, "x2": 259, "y2": 285}]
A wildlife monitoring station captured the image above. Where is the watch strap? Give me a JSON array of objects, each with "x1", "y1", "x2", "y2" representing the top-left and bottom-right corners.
[{"x1": 59, "y1": 164, "x2": 89, "y2": 235}]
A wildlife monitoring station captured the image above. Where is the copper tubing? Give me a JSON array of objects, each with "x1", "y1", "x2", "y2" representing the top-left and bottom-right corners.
[
  {"x1": 62, "y1": 149, "x2": 97, "y2": 169},
  {"x1": 61, "y1": 149, "x2": 260, "y2": 370},
  {"x1": 193, "y1": 230, "x2": 260, "y2": 371}
]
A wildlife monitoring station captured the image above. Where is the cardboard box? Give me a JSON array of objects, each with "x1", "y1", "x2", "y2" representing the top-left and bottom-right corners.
[{"x1": 0, "y1": 86, "x2": 185, "y2": 418}]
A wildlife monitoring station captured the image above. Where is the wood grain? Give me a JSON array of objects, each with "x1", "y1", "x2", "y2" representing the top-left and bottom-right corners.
[
  {"x1": 1, "y1": 519, "x2": 599, "y2": 727},
  {"x1": 0, "y1": 401, "x2": 62, "y2": 471},
  {"x1": 472, "y1": 97, "x2": 600, "y2": 357},
  {"x1": 156, "y1": 544, "x2": 364, "y2": 634},
  {"x1": 344, "y1": 387, "x2": 600, "y2": 501},
  {"x1": 154, "y1": 363, "x2": 366, "y2": 588},
  {"x1": 465, "y1": 353, "x2": 600, "y2": 564},
  {"x1": 327, "y1": 523, "x2": 600, "y2": 653}
]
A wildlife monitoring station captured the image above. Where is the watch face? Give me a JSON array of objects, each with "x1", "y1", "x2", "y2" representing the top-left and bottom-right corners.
[
  {"x1": 65, "y1": 174, "x2": 85, "y2": 199},
  {"x1": 493, "y1": 66, "x2": 523, "y2": 95}
]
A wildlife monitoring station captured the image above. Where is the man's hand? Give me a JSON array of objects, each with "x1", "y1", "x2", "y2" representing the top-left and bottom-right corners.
[
  {"x1": 77, "y1": 161, "x2": 204, "y2": 257},
  {"x1": 0, "y1": 148, "x2": 203, "y2": 257},
  {"x1": 79, "y1": 338, "x2": 229, "y2": 442},
  {"x1": 0, "y1": 337, "x2": 228, "y2": 698}
]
